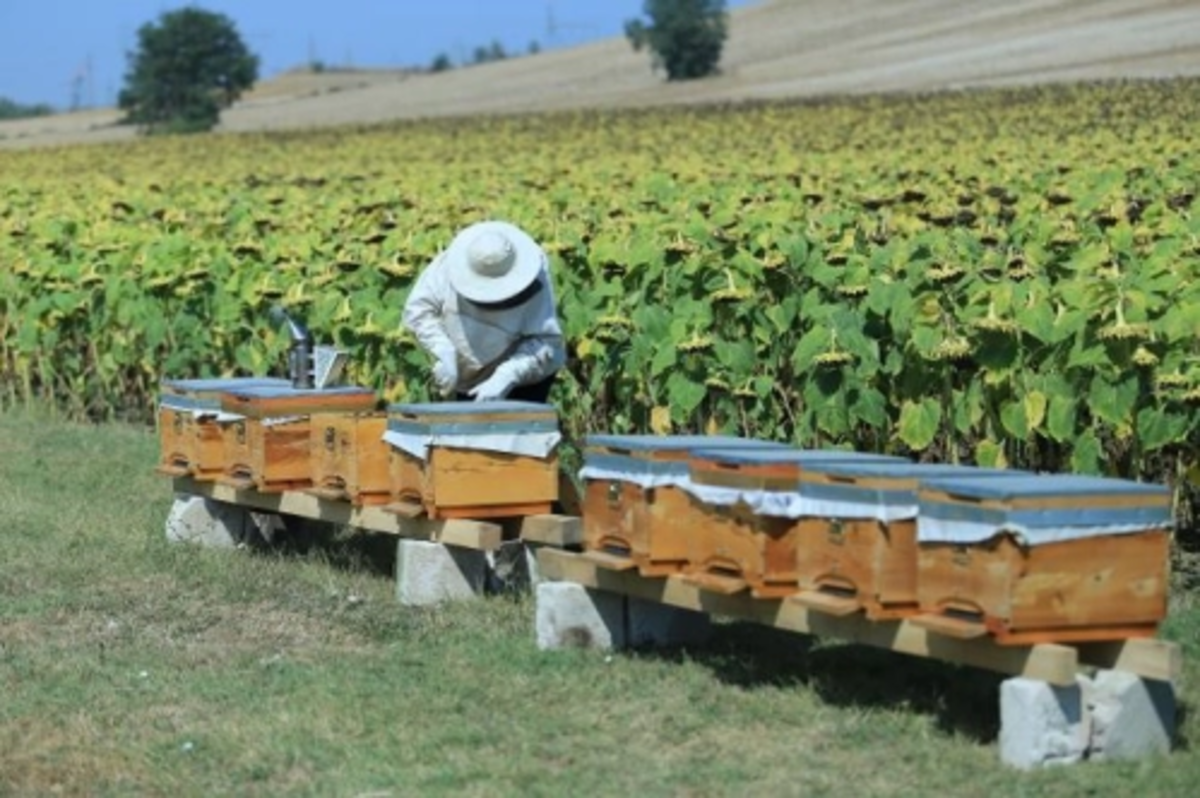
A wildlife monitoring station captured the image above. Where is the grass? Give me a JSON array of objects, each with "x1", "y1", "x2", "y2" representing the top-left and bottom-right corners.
[{"x1": 1, "y1": 408, "x2": 1198, "y2": 797}]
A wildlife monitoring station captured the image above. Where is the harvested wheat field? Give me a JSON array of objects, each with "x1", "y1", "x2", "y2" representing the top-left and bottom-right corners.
[
  {"x1": 7, "y1": 0, "x2": 1200, "y2": 150},
  {"x1": 2, "y1": 0, "x2": 1198, "y2": 150}
]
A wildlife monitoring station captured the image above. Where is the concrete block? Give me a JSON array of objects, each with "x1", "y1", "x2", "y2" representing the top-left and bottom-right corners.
[
  {"x1": 535, "y1": 581, "x2": 624, "y2": 651},
  {"x1": 165, "y1": 494, "x2": 249, "y2": 548},
  {"x1": 1084, "y1": 670, "x2": 1175, "y2": 761},
  {"x1": 1000, "y1": 677, "x2": 1090, "y2": 770},
  {"x1": 395, "y1": 539, "x2": 487, "y2": 607},
  {"x1": 627, "y1": 595, "x2": 713, "y2": 648},
  {"x1": 485, "y1": 540, "x2": 534, "y2": 595},
  {"x1": 525, "y1": 544, "x2": 543, "y2": 588}
]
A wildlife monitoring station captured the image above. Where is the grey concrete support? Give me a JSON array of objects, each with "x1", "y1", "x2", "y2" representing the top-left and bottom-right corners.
[
  {"x1": 165, "y1": 494, "x2": 252, "y2": 548},
  {"x1": 535, "y1": 582, "x2": 714, "y2": 651},
  {"x1": 1000, "y1": 677, "x2": 1090, "y2": 770},
  {"x1": 1000, "y1": 671, "x2": 1177, "y2": 769},
  {"x1": 1084, "y1": 670, "x2": 1175, "y2": 762},
  {"x1": 535, "y1": 581, "x2": 626, "y2": 650},
  {"x1": 485, "y1": 540, "x2": 537, "y2": 595},
  {"x1": 395, "y1": 539, "x2": 488, "y2": 607}
]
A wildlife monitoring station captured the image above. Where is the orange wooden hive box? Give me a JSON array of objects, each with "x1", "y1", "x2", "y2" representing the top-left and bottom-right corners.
[
  {"x1": 156, "y1": 376, "x2": 290, "y2": 480},
  {"x1": 790, "y1": 461, "x2": 1026, "y2": 618},
  {"x1": 307, "y1": 409, "x2": 390, "y2": 506},
  {"x1": 913, "y1": 473, "x2": 1173, "y2": 645},
  {"x1": 681, "y1": 448, "x2": 907, "y2": 598},
  {"x1": 383, "y1": 400, "x2": 560, "y2": 520},
  {"x1": 217, "y1": 385, "x2": 378, "y2": 493},
  {"x1": 579, "y1": 435, "x2": 791, "y2": 578}
]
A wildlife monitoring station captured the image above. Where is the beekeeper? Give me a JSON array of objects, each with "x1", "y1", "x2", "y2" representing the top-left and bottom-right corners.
[{"x1": 402, "y1": 220, "x2": 566, "y2": 403}]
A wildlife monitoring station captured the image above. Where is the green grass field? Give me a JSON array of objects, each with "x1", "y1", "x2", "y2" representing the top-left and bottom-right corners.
[{"x1": 2, "y1": 409, "x2": 1198, "y2": 796}]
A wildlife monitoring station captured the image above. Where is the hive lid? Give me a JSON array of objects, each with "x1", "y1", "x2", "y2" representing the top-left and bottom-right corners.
[
  {"x1": 803, "y1": 461, "x2": 1024, "y2": 481},
  {"x1": 690, "y1": 447, "x2": 907, "y2": 466},
  {"x1": 583, "y1": 434, "x2": 788, "y2": 453},
  {"x1": 388, "y1": 400, "x2": 556, "y2": 416},
  {"x1": 386, "y1": 400, "x2": 559, "y2": 436},
  {"x1": 920, "y1": 473, "x2": 1171, "y2": 502},
  {"x1": 917, "y1": 473, "x2": 1174, "y2": 546},
  {"x1": 223, "y1": 385, "x2": 375, "y2": 399},
  {"x1": 218, "y1": 384, "x2": 378, "y2": 418},
  {"x1": 161, "y1": 376, "x2": 290, "y2": 395}
]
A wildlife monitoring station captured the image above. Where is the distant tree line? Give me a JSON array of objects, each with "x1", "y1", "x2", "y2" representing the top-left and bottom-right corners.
[
  {"x1": 429, "y1": 39, "x2": 542, "y2": 73},
  {"x1": 0, "y1": 96, "x2": 54, "y2": 120}
]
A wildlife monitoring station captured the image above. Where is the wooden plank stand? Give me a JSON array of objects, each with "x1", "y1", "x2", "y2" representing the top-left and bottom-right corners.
[
  {"x1": 681, "y1": 447, "x2": 907, "y2": 600},
  {"x1": 580, "y1": 435, "x2": 790, "y2": 578},
  {"x1": 306, "y1": 411, "x2": 391, "y2": 505},
  {"x1": 382, "y1": 400, "x2": 560, "y2": 520},
  {"x1": 156, "y1": 377, "x2": 290, "y2": 479},
  {"x1": 913, "y1": 473, "x2": 1173, "y2": 646},
  {"x1": 216, "y1": 385, "x2": 378, "y2": 493},
  {"x1": 791, "y1": 462, "x2": 1022, "y2": 620}
]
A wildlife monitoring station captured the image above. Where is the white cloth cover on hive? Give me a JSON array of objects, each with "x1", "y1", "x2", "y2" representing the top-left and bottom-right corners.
[{"x1": 383, "y1": 429, "x2": 561, "y2": 462}]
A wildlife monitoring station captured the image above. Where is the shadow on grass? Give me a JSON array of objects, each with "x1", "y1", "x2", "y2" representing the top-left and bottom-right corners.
[
  {"x1": 247, "y1": 515, "x2": 398, "y2": 579},
  {"x1": 639, "y1": 620, "x2": 1003, "y2": 744},
  {"x1": 1174, "y1": 700, "x2": 1191, "y2": 752}
]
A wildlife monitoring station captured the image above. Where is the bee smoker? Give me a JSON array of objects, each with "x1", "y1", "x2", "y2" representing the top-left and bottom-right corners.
[{"x1": 269, "y1": 305, "x2": 314, "y2": 389}]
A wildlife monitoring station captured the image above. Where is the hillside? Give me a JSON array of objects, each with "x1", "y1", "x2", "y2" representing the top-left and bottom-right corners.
[{"x1": 2, "y1": 0, "x2": 1198, "y2": 149}]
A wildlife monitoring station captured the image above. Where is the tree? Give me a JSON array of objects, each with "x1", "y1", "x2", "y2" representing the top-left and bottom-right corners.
[
  {"x1": 625, "y1": 0, "x2": 728, "y2": 81},
  {"x1": 118, "y1": 7, "x2": 258, "y2": 135},
  {"x1": 0, "y1": 97, "x2": 54, "y2": 120},
  {"x1": 430, "y1": 52, "x2": 454, "y2": 73}
]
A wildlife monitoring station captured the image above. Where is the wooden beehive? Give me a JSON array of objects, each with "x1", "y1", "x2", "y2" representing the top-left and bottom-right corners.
[
  {"x1": 580, "y1": 435, "x2": 791, "y2": 577},
  {"x1": 384, "y1": 400, "x2": 560, "y2": 519},
  {"x1": 217, "y1": 385, "x2": 378, "y2": 492},
  {"x1": 156, "y1": 377, "x2": 290, "y2": 479},
  {"x1": 914, "y1": 473, "x2": 1173, "y2": 645},
  {"x1": 307, "y1": 410, "x2": 390, "y2": 506},
  {"x1": 792, "y1": 462, "x2": 1024, "y2": 618},
  {"x1": 681, "y1": 448, "x2": 908, "y2": 598}
]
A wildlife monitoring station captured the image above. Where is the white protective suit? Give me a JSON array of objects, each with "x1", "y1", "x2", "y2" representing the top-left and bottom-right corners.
[{"x1": 402, "y1": 250, "x2": 567, "y2": 398}]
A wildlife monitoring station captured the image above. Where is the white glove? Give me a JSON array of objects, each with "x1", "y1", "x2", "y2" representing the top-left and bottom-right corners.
[
  {"x1": 431, "y1": 348, "x2": 458, "y2": 397},
  {"x1": 468, "y1": 368, "x2": 517, "y2": 402}
]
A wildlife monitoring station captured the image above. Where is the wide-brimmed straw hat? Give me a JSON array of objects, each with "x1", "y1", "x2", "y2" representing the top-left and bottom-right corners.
[{"x1": 444, "y1": 220, "x2": 545, "y2": 305}]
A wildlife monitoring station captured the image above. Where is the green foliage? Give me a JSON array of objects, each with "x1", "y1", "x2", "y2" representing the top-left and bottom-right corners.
[
  {"x1": 430, "y1": 52, "x2": 453, "y2": 72},
  {"x1": 625, "y1": 0, "x2": 728, "y2": 81},
  {"x1": 0, "y1": 96, "x2": 54, "y2": 120},
  {"x1": 118, "y1": 7, "x2": 259, "y2": 135}
]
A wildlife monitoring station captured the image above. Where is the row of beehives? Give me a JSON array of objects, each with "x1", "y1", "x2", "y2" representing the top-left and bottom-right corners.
[
  {"x1": 157, "y1": 377, "x2": 1174, "y2": 647},
  {"x1": 578, "y1": 435, "x2": 1174, "y2": 647},
  {"x1": 156, "y1": 377, "x2": 563, "y2": 520}
]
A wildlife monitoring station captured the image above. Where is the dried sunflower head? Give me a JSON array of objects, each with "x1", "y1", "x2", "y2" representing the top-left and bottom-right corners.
[
  {"x1": 929, "y1": 337, "x2": 972, "y2": 361},
  {"x1": 678, "y1": 335, "x2": 714, "y2": 353},
  {"x1": 1131, "y1": 346, "x2": 1159, "y2": 367},
  {"x1": 926, "y1": 264, "x2": 965, "y2": 283},
  {"x1": 814, "y1": 350, "x2": 854, "y2": 366},
  {"x1": 971, "y1": 316, "x2": 1019, "y2": 334},
  {"x1": 1155, "y1": 372, "x2": 1190, "y2": 389},
  {"x1": 1097, "y1": 321, "x2": 1151, "y2": 341},
  {"x1": 712, "y1": 286, "x2": 753, "y2": 303}
]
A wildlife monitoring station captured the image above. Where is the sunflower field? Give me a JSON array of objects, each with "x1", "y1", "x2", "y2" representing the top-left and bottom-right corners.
[{"x1": 2, "y1": 79, "x2": 1199, "y2": 525}]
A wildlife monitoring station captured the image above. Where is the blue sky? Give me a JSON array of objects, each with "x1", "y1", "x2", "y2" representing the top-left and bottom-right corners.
[{"x1": 0, "y1": 0, "x2": 756, "y2": 110}]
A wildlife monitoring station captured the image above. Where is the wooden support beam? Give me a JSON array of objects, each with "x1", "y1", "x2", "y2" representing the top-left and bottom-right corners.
[
  {"x1": 519, "y1": 514, "x2": 584, "y2": 547},
  {"x1": 173, "y1": 477, "x2": 502, "y2": 551},
  {"x1": 1076, "y1": 638, "x2": 1183, "y2": 684},
  {"x1": 536, "y1": 547, "x2": 1181, "y2": 687}
]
